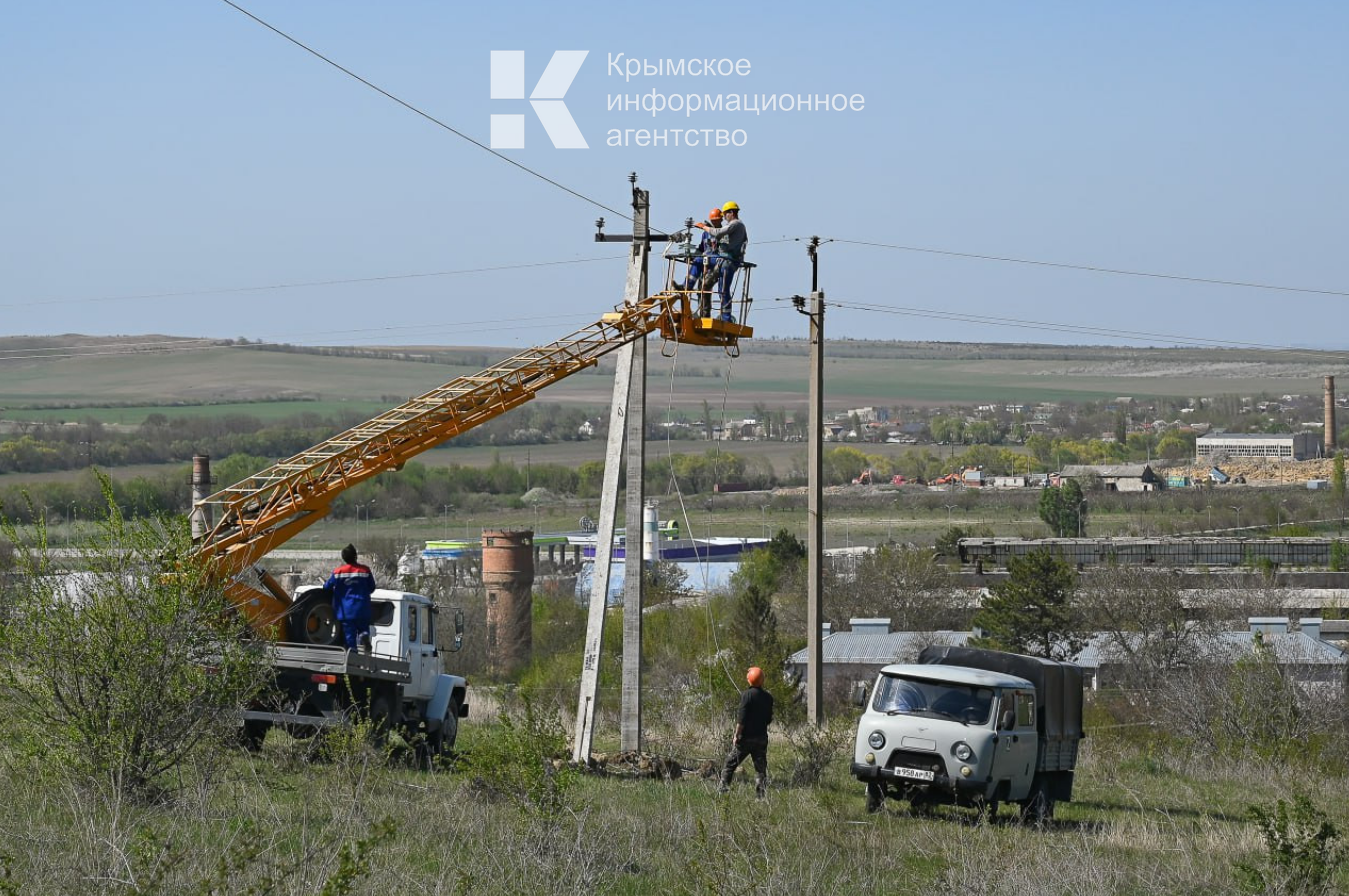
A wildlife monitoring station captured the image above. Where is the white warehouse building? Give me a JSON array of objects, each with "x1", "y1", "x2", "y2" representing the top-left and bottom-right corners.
[{"x1": 1195, "y1": 432, "x2": 1321, "y2": 462}]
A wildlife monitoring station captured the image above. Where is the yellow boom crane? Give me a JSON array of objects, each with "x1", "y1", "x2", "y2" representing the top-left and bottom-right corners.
[{"x1": 190, "y1": 289, "x2": 751, "y2": 636}]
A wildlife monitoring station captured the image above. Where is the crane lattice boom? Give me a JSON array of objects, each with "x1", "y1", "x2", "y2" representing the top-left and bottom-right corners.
[{"x1": 190, "y1": 291, "x2": 749, "y2": 630}]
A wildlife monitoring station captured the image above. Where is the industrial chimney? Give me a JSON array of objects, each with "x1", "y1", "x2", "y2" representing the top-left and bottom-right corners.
[
  {"x1": 1326, "y1": 376, "x2": 1337, "y2": 455},
  {"x1": 481, "y1": 529, "x2": 535, "y2": 675}
]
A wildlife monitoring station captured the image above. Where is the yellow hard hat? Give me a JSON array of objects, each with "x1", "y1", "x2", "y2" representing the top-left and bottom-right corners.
[{"x1": 721, "y1": 201, "x2": 740, "y2": 213}]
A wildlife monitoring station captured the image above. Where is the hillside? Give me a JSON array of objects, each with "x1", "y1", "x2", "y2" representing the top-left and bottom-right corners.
[{"x1": 0, "y1": 335, "x2": 1341, "y2": 423}]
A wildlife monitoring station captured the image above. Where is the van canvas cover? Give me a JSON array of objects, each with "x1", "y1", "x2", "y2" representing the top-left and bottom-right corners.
[{"x1": 917, "y1": 645, "x2": 1084, "y2": 773}]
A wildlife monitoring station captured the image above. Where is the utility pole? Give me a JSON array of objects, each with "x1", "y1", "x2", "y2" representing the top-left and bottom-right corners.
[
  {"x1": 573, "y1": 174, "x2": 675, "y2": 761},
  {"x1": 794, "y1": 236, "x2": 825, "y2": 726}
]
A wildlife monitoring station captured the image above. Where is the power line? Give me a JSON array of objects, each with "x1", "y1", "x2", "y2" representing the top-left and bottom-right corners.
[
  {"x1": 826, "y1": 299, "x2": 1349, "y2": 361},
  {"x1": 830, "y1": 238, "x2": 1349, "y2": 300},
  {"x1": 0, "y1": 315, "x2": 601, "y2": 362},
  {"x1": 0, "y1": 312, "x2": 602, "y2": 359},
  {"x1": 2, "y1": 255, "x2": 627, "y2": 311},
  {"x1": 216, "y1": 0, "x2": 636, "y2": 224}
]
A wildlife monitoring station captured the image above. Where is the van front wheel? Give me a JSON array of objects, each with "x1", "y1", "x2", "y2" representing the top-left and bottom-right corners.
[{"x1": 865, "y1": 782, "x2": 885, "y2": 814}]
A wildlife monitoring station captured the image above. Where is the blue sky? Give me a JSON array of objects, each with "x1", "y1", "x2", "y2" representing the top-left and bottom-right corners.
[{"x1": 3, "y1": 1, "x2": 1347, "y2": 349}]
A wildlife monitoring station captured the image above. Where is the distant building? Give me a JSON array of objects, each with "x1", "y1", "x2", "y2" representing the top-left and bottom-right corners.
[
  {"x1": 1076, "y1": 618, "x2": 1346, "y2": 689},
  {"x1": 1196, "y1": 432, "x2": 1321, "y2": 462},
  {"x1": 784, "y1": 619, "x2": 969, "y2": 691},
  {"x1": 787, "y1": 618, "x2": 1346, "y2": 694},
  {"x1": 1060, "y1": 464, "x2": 1161, "y2": 492}
]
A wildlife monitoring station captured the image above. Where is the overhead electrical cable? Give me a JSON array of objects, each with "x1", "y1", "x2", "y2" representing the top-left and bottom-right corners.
[
  {"x1": 216, "y1": 0, "x2": 639, "y2": 225},
  {"x1": 830, "y1": 238, "x2": 1349, "y2": 299},
  {"x1": 2, "y1": 255, "x2": 628, "y2": 311},
  {"x1": 824, "y1": 299, "x2": 1349, "y2": 359},
  {"x1": 0, "y1": 315, "x2": 600, "y2": 362}
]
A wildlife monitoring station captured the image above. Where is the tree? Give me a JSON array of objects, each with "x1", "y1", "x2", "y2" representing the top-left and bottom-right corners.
[
  {"x1": 971, "y1": 550, "x2": 1085, "y2": 661},
  {"x1": 1076, "y1": 564, "x2": 1214, "y2": 690},
  {"x1": 0, "y1": 484, "x2": 267, "y2": 796},
  {"x1": 643, "y1": 559, "x2": 690, "y2": 607},
  {"x1": 1038, "y1": 478, "x2": 1086, "y2": 537},
  {"x1": 765, "y1": 528, "x2": 806, "y2": 565},
  {"x1": 830, "y1": 545, "x2": 959, "y2": 631},
  {"x1": 730, "y1": 582, "x2": 779, "y2": 661},
  {"x1": 1334, "y1": 452, "x2": 1345, "y2": 504}
]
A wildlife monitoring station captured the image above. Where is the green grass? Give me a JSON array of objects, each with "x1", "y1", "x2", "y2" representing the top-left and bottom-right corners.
[
  {"x1": 1, "y1": 337, "x2": 1340, "y2": 426},
  {"x1": 3, "y1": 400, "x2": 393, "y2": 425},
  {"x1": 1, "y1": 715, "x2": 1345, "y2": 895}
]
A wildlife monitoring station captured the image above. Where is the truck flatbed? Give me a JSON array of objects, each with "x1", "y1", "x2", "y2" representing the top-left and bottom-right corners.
[{"x1": 265, "y1": 642, "x2": 410, "y2": 683}]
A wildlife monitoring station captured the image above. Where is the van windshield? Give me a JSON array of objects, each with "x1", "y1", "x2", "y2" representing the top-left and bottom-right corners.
[{"x1": 872, "y1": 675, "x2": 995, "y2": 726}]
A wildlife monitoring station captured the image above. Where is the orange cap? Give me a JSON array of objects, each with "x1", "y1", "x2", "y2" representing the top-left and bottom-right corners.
[
  {"x1": 709, "y1": 207, "x2": 723, "y2": 219},
  {"x1": 746, "y1": 666, "x2": 764, "y2": 687}
]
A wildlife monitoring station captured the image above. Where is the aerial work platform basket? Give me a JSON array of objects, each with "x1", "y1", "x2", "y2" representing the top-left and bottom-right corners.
[{"x1": 654, "y1": 239, "x2": 754, "y2": 355}]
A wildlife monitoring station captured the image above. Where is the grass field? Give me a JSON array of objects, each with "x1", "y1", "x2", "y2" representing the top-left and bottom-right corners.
[
  {"x1": 0, "y1": 712, "x2": 1345, "y2": 895},
  {"x1": 1, "y1": 337, "x2": 1341, "y2": 426},
  {"x1": 4, "y1": 400, "x2": 394, "y2": 425}
]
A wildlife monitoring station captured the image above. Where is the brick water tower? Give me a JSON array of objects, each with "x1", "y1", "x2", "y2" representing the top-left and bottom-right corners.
[{"x1": 482, "y1": 529, "x2": 535, "y2": 675}]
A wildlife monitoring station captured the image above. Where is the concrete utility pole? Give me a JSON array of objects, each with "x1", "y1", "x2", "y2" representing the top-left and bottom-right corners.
[
  {"x1": 573, "y1": 175, "x2": 673, "y2": 761},
  {"x1": 795, "y1": 236, "x2": 825, "y2": 726},
  {"x1": 190, "y1": 454, "x2": 214, "y2": 541}
]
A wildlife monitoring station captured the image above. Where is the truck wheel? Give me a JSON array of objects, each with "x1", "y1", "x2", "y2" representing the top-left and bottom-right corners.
[
  {"x1": 1019, "y1": 782, "x2": 1055, "y2": 827},
  {"x1": 366, "y1": 691, "x2": 396, "y2": 745},
  {"x1": 240, "y1": 720, "x2": 270, "y2": 752},
  {"x1": 413, "y1": 699, "x2": 459, "y2": 769},
  {"x1": 289, "y1": 590, "x2": 340, "y2": 646},
  {"x1": 440, "y1": 698, "x2": 461, "y2": 752},
  {"x1": 865, "y1": 783, "x2": 885, "y2": 814}
]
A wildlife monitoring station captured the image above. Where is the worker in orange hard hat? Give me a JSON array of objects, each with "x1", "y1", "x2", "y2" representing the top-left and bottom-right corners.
[
  {"x1": 694, "y1": 201, "x2": 747, "y2": 322},
  {"x1": 680, "y1": 206, "x2": 723, "y2": 316},
  {"x1": 719, "y1": 664, "x2": 774, "y2": 797}
]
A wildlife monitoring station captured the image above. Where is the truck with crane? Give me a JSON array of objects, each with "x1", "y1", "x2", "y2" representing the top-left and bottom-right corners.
[{"x1": 192, "y1": 248, "x2": 754, "y2": 759}]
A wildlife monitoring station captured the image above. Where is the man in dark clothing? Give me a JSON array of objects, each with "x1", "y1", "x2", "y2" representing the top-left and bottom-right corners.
[
  {"x1": 325, "y1": 544, "x2": 376, "y2": 651},
  {"x1": 719, "y1": 666, "x2": 774, "y2": 797}
]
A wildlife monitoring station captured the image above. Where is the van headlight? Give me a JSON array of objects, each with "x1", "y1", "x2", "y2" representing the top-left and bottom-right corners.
[
  {"x1": 868, "y1": 730, "x2": 886, "y2": 750},
  {"x1": 953, "y1": 741, "x2": 973, "y2": 762}
]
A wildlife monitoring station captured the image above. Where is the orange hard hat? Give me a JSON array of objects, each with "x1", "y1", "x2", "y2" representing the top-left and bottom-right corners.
[
  {"x1": 709, "y1": 207, "x2": 723, "y2": 219},
  {"x1": 746, "y1": 666, "x2": 764, "y2": 687}
]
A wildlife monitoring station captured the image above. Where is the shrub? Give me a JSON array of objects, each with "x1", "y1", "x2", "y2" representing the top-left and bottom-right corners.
[
  {"x1": 0, "y1": 484, "x2": 268, "y2": 797},
  {"x1": 1237, "y1": 794, "x2": 1344, "y2": 894},
  {"x1": 465, "y1": 696, "x2": 578, "y2": 816},
  {"x1": 783, "y1": 717, "x2": 853, "y2": 786}
]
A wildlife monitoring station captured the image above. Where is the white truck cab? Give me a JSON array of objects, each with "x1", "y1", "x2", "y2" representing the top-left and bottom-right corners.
[
  {"x1": 243, "y1": 586, "x2": 468, "y2": 761},
  {"x1": 852, "y1": 647, "x2": 1084, "y2": 821}
]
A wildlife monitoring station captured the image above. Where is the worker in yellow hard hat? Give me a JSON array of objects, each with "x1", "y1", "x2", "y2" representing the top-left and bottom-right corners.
[
  {"x1": 694, "y1": 201, "x2": 748, "y2": 322},
  {"x1": 718, "y1": 665, "x2": 774, "y2": 797}
]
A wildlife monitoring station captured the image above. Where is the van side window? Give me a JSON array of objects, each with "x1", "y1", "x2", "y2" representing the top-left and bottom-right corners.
[
  {"x1": 1016, "y1": 692, "x2": 1035, "y2": 728},
  {"x1": 371, "y1": 601, "x2": 395, "y2": 627},
  {"x1": 408, "y1": 606, "x2": 418, "y2": 643}
]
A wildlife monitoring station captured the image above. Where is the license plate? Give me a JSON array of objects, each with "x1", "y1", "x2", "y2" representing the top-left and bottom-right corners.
[{"x1": 894, "y1": 766, "x2": 935, "y2": 782}]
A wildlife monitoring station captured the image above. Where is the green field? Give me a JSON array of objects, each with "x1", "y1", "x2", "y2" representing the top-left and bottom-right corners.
[
  {"x1": 1, "y1": 709, "x2": 1346, "y2": 895},
  {"x1": 3, "y1": 400, "x2": 394, "y2": 425},
  {"x1": 0, "y1": 337, "x2": 1340, "y2": 427}
]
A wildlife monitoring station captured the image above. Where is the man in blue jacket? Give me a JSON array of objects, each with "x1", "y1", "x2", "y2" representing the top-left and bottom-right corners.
[{"x1": 325, "y1": 544, "x2": 376, "y2": 651}]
